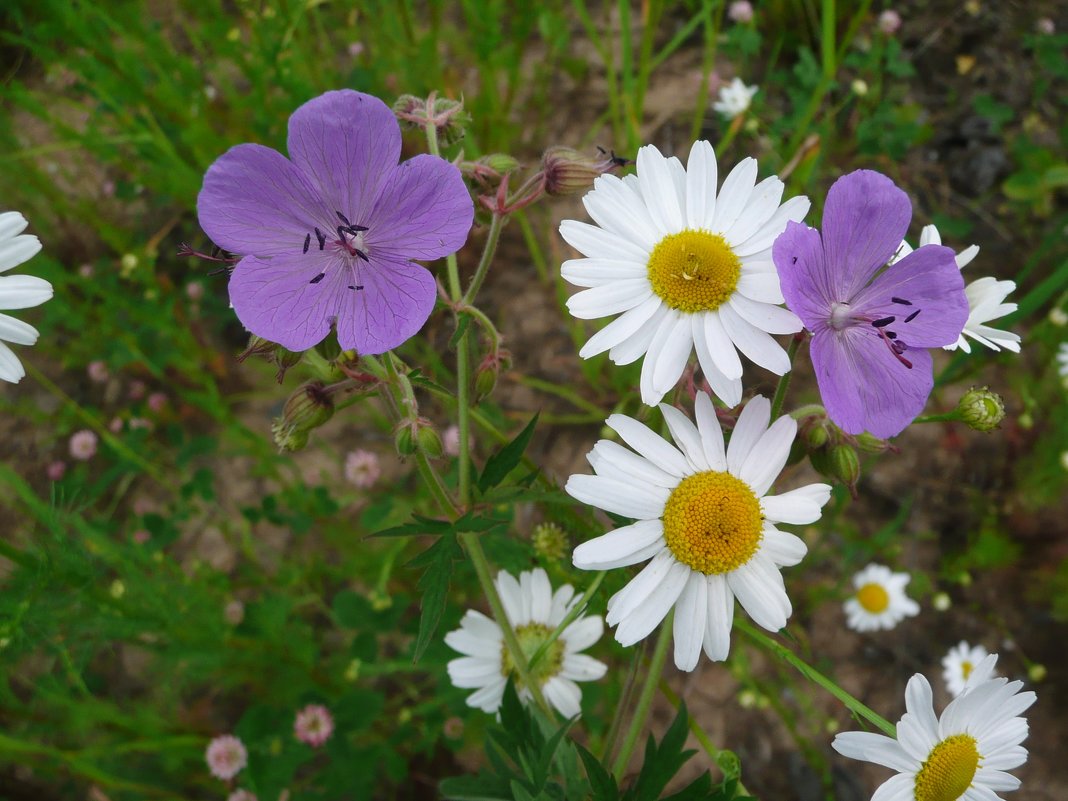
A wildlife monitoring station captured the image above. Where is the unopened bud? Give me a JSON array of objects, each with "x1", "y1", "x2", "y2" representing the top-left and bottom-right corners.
[
  {"x1": 394, "y1": 426, "x2": 416, "y2": 456},
  {"x1": 851, "y1": 78, "x2": 869, "y2": 96},
  {"x1": 272, "y1": 381, "x2": 334, "y2": 451},
  {"x1": 417, "y1": 426, "x2": 444, "y2": 459},
  {"x1": 237, "y1": 334, "x2": 303, "y2": 382},
  {"x1": 854, "y1": 432, "x2": 888, "y2": 454},
  {"x1": 541, "y1": 147, "x2": 619, "y2": 196},
  {"x1": 532, "y1": 522, "x2": 568, "y2": 562},
  {"x1": 804, "y1": 422, "x2": 830, "y2": 449},
  {"x1": 474, "y1": 349, "x2": 511, "y2": 402},
  {"x1": 1028, "y1": 663, "x2": 1047, "y2": 682},
  {"x1": 829, "y1": 444, "x2": 861, "y2": 492},
  {"x1": 483, "y1": 153, "x2": 520, "y2": 174},
  {"x1": 932, "y1": 591, "x2": 951, "y2": 611},
  {"x1": 958, "y1": 386, "x2": 1005, "y2": 432},
  {"x1": 393, "y1": 94, "x2": 469, "y2": 147}
]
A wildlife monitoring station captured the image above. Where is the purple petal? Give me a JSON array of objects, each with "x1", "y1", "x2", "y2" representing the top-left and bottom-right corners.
[
  {"x1": 773, "y1": 221, "x2": 830, "y2": 329},
  {"x1": 365, "y1": 153, "x2": 474, "y2": 261},
  {"x1": 821, "y1": 170, "x2": 912, "y2": 301},
  {"x1": 335, "y1": 253, "x2": 437, "y2": 354},
  {"x1": 197, "y1": 144, "x2": 327, "y2": 257},
  {"x1": 286, "y1": 90, "x2": 401, "y2": 228},
  {"x1": 852, "y1": 244, "x2": 968, "y2": 348},
  {"x1": 228, "y1": 253, "x2": 341, "y2": 351},
  {"x1": 810, "y1": 327, "x2": 934, "y2": 438}
]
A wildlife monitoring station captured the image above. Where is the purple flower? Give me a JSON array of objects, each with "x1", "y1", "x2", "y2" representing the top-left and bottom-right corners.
[
  {"x1": 197, "y1": 90, "x2": 474, "y2": 354},
  {"x1": 773, "y1": 170, "x2": 968, "y2": 438}
]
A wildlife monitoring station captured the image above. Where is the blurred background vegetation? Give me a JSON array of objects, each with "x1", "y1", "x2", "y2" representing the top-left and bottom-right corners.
[{"x1": 1, "y1": 0, "x2": 1066, "y2": 799}]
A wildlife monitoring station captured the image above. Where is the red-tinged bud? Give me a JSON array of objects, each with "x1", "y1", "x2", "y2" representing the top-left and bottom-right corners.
[
  {"x1": 272, "y1": 381, "x2": 334, "y2": 452},
  {"x1": 541, "y1": 146, "x2": 622, "y2": 196}
]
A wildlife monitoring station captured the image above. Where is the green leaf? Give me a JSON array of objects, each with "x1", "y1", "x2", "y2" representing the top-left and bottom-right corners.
[
  {"x1": 577, "y1": 744, "x2": 618, "y2": 801},
  {"x1": 449, "y1": 311, "x2": 474, "y2": 350},
  {"x1": 409, "y1": 532, "x2": 460, "y2": 662},
  {"x1": 626, "y1": 702, "x2": 699, "y2": 801},
  {"x1": 478, "y1": 413, "x2": 540, "y2": 493}
]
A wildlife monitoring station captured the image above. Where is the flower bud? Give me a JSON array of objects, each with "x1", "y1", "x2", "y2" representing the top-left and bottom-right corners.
[
  {"x1": 958, "y1": 386, "x2": 1005, "y2": 432},
  {"x1": 804, "y1": 422, "x2": 830, "y2": 449},
  {"x1": 394, "y1": 426, "x2": 416, "y2": 456},
  {"x1": 474, "y1": 349, "x2": 512, "y2": 402},
  {"x1": 932, "y1": 591, "x2": 951, "y2": 611},
  {"x1": 532, "y1": 522, "x2": 568, "y2": 563},
  {"x1": 272, "y1": 381, "x2": 334, "y2": 452},
  {"x1": 392, "y1": 94, "x2": 469, "y2": 146},
  {"x1": 483, "y1": 153, "x2": 520, "y2": 175},
  {"x1": 854, "y1": 432, "x2": 888, "y2": 454},
  {"x1": 851, "y1": 78, "x2": 869, "y2": 96},
  {"x1": 829, "y1": 444, "x2": 861, "y2": 493},
  {"x1": 417, "y1": 426, "x2": 444, "y2": 459},
  {"x1": 1028, "y1": 663, "x2": 1047, "y2": 682},
  {"x1": 541, "y1": 147, "x2": 620, "y2": 196}
]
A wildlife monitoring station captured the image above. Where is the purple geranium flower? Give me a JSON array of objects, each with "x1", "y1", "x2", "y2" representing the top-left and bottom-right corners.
[
  {"x1": 772, "y1": 170, "x2": 968, "y2": 438},
  {"x1": 197, "y1": 90, "x2": 473, "y2": 354}
]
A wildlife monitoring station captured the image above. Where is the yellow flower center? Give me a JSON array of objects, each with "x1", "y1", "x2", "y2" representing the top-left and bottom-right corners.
[
  {"x1": 501, "y1": 623, "x2": 564, "y2": 689},
  {"x1": 646, "y1": 229, "x2": 742, "y2": 313},
  {"x1": 662, "y1": 470, "x2": 763, "y2": 574},
  {"x1": 856, "y1": 582, "x2": 890, "y2": 613},
  {"x1": 914, "y1": 734, "x2": 981, "y2": 801},
  {"x1": 961, "y1": 661, "x2": 973, "y2": 679}
]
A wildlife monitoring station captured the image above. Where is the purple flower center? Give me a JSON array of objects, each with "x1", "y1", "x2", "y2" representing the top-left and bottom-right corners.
[
  {"x1": 829, "y1": 295, "x2": 924, "y2": 370},
  {"x1": 304, "y1": 210, "x2": 372, "y2": 290}
]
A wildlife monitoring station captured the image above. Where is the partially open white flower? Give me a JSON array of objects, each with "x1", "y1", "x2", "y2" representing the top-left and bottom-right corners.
[
  {"x1": 834, "y1": 654, "x2": 1035, "y2": 801},
  {"x1": 0, "y1": 211, "x2": 52, "y2": 383},
  {"x1": 445, "y1": 568, "x2": 605, "y2": 718},
  {"x1": 894, "y1": 225, "x2": 1020, "y2": 354},
  {"x1": 713, "y1": 78, "x2": 759, "y2": 119},
  {"x1": 843, "y1": 563, "x2": 920, "y2": 632},
  {"x1": 943, "y1": 641, "x2": 992, "y2": 697},
  {"x1": 566, "y1": 393, "x2": 830, "y2": 670},
  {"x1": 559, "y1": 142, "x2": 808, "y2": 407}
]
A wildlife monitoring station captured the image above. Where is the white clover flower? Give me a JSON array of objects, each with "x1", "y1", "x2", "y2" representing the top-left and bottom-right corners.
[
  {"x1": 713, "y1": 78, "x2": 759, "y2": 119},
  {"x1": 445, "y1": 568, "x2": 606, "y2": 718},
  {"x1": 943, "y1": 641, "x2": 992, "y2": 697},
  {"x1": 833, "y1": 654, "x2": 1035, "y2": 801},
  {"x1": 559, "y1": 142, "x2": 808, "y2": 407},
  {"x1": 843, "y1": 563, "x2": 920, "y2": 632},
  {"x1": 894, "y1": 225, "x2": 1020, "y2": 354},
  {"x1": 0, "y1": 211, "x2": 52, "y2": 383},
  {"x1": 566, "y1": 393, "x2": 831, "y2": 670}
]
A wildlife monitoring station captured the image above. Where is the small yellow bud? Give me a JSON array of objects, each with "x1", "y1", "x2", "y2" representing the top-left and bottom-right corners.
[
  {"x1": 109, "y1": 579, "x2": 126, "y2": 599},
  {"x1": 958, "y1": 386, "x2": 1005, "y2": 432},
  {"x1": 1028, "y1": 664, "x2": 1047, "y2": 682}
]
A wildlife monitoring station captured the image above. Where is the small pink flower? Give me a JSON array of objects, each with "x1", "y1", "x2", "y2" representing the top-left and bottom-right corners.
[
  {"x1": 128, "y1": 380, "x2": 147, "y2": 400},
  {"x1": 101, "y1": 179, "x2": 116, "y2": 198},
  {"x1": 728, "y1": 1, "x2": 753, "y2": 23},
  {"x1": 294, "y1": 704, "x2": 334, "y2": 748},
  {"x1": 878, "y1": 9, "x2": 901, "y2": 35},
  {"x1": 69, "y1": 430, "x2": 98, "y2": 461},
  {"x1": 129, "y1": 417, "x2": 153, "y2": 431},
  {"x1": 132, "y1": 529, "x2": 151, "y2": 544},
  {"x1": 78, "y1": 263, "x2": 94, "y2": 278},
  {"x1": 228, "y1": 791, "x2": 257, "y2": 801},
  {"x1": 347, "y1": 42, "x2": 365, "y2": 57},
  {"x1": 224, "y1": 600, "x2": 245, "y2": 625},
  {"x1": 344, "y1": 449, "x2": 381, "y2": 488},
  {"x1": 443, "y1": 425, "x2": 474, "y2": 458},
  {"x1": 87, "y1": 361, "x2": 109, "y2": 383},
  {"x1": 205, "y1": 734, "x2": 247, "y2": 781},
  {"x1": 147, "y1": 392, "x2": 168, "y2": 413},
  {"x1": 186, "y1": 281, "x2": 205, "y2": 301},
  {"x1": 108, "y1": 417, "x2": 124, "y2": 433},
  {"x1": 132, "y1": 496, "x2": 154, "y2": 516},
  {"x1": 1036, "y1": 17, "x2": 1055, "y2": 35},
  {"x1": 46, "y1": 460, "x2": 67, "y2": 481}
]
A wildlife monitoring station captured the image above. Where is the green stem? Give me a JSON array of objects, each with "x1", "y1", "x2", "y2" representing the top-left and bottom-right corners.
[
  {"x1": 458, "y1": 530, "x2": 553, "y2": 716},
  {"x1": 528, "y1": 571, "x2": 606, "y2": 670},
  {"x1": 913, "y1": 412, "x2": 961, "y2": 424},
  {"x1": 602, "y1": 645, "x2": 643, "y2": 762},
  {"x1": 821, "y1": 0, "x2": 837, "y2": 81},
  {"x1": 612, "y1": 613, "x2": 673, "y2": 781},
  {"x1": 462, "y1": 212, "x2": 505, "y2": 305},
  {"x1": 737, "y1": 620, "x2": 896, "y2": 737},
  {"x1": 463, "y1": 305, "x2": 502, "y2": 350},
  {"x1": 769, "y1": 335, "x2": 803, "y2": 420}
]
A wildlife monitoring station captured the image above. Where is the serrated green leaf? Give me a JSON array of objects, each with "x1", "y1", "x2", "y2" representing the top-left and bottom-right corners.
[
  {"x1": 410, "y1": 532, "x2": 459, "y2": 662},
  {"x1": 577, "y1": 744, "x2": 618, "y2": 801},
  {"x1": 478, "y1": 413, "x2": 540, "y2": 493}
]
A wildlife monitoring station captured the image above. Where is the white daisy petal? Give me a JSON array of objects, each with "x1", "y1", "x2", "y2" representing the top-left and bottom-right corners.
[
  {"x1": 608, "y1": 302, "x2": 669, "y2": 365},
  {"x1": 560, "y1": 257, "x2": 648, "y2": 287},
  {"x1": 550, "y1": 584, "x2": 577, "y2": 625},
  {"x1": 739, "y1": 415, "x2": 797, "y2": 497},
  {"x1": 703, "y1": 574, "x2": 735, "y2": 661},
  {"x1": 693, "y1": 390, "x2": 727, "y2": 470},
  {"x1": 869, "y1": 773, "x2": 916, "y2": 801},
  {"x1": 672, "y1": 571, "x2": 708, "y2": 671},
  {"x1": 760, "y1": 526, "x2": 807, "y2": 567},
  {"x1": 584, "y1": 175, "x2": 661, "y2": 249},
  {"x1": 561, "y1": 653, "x2": 608, "y2": 682},
  {"x1": 727, "y1": 556, "x2": 790, "y2": 631},
  {"x1": 543, "y1": 677, "x2": 582, "y2": 718},
  {"x1": 444, "y1": 627, "x2": 501, "y2": 659},
  {"x1": 761, "y1": 485, "x2": 832, "y2": 524},
  {"x1": 560, "y1": 219, "x2": 650, "y2": 261},
  {"x1": 685, "y1": 140, "x2": 718, "y2": 229},
  {"x1": 466, "y1": 678, "x2": 507, "y2": 712},
  {"x1": 0, "y1": 341, "x2": 25, "y2": 383},
  {"x1": 725, "y1": 176, "x2": 783, "y2": 246},
  {"x1": 726, "y1": 394, "x2": 771, "y2": 475},
  {"x1": 572, "y1": 520, "x2": 665, "y2": 570},
  {"x1": 564, "y1": 474, "x2": 670, "y2": 520},
  {"x1": 589, "y1": 439, "x2": 679, "y2": 487},
  {"x1": 832, "y1": 731, "x2": 913, "y2": 772},
  {"x1": 563, "y1": 616, "x2": 604, "y2": 653},
  {"x1": 0, "y1": 212, "x2": 49, "y2": 384},
  {"x1": 728, "y1": 293, "x2": 802, "y2": 335},
  {"x1": 606, "y1": 413, "x2": 691, "y2": 475},
  {"x1": 718, "y1": 303, "x2": 792, "y2": 374},
  {"x1": 710, "y1": 157, "x2": 758, "y2": 234},
  {"x1": 580, "y1": 295, "x2": 662, "y2": 359},
  {"x1": 700, "y1": 310, "x2": 744, "y2": 379},
  {"x1": 659, "y1": 402, "x2": 710, "y2": 471},
  {"x1": 0, "y1": 275, "x2": 53, "y2": 310},
  {"x1": 735, "y1": 270, "x2": 787, "y2": 304},
  {"x1": 0, "y1": 234, "x2": 42, "y2": 273},
  {"x1": 529, "y1": 569, "x2": 552, "y2": 623},
  {"x1": 732, "y1": 195, "x2": 811, "y2": 257},
  {"x1": 567, "y1": 279, "x2": 653, "y2": 319},
  {"x1": 636, "y1": 145, "x2": 683, "y2": 234},
  {"x1": 614, "y1": 559, "x2": 689, "y2": 646},
  {"x1": 0, "y1": 313, "x2": 39, "y2": 346},
  {"x1": 643, "y1": 309, "x2": 694, "y2": 404},
  {"x1": 606, "y1": 549, "x2": 677, "y2": 625}
]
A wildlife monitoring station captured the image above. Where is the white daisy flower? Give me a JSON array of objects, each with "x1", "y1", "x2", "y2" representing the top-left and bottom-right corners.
[
  {"x1": 445, "y1": 567, "x2": 606, "y2": 718},
  {"x1": 943, "y1": 641, "x2": 992, "y2": 698},
  {"x1": 0, "y1": 211, "x2": 52, "y2": 383},
  {"x1": 843, "y1": 563, "x2": 920, "y2": 632},
  {"x1": 833, "y1": 654, "x2": 1036, "y2": 801},
  {"x1": 713, "y1": 78, "x2": 759, "y2": 119},
  {"x1": 559, "y1": 142, "x2": 808, "y2": 407},
  {"x1": 565, "y1": 392, "x2": 831, "y2": 671},
  {"x1": 894, "y1": 224, "x2": 1020, "y2": 354}
]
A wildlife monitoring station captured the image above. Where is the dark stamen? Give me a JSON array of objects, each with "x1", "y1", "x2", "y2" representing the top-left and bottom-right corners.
[
  {"x1": 348, "y1": 284, "x2": 364, "y2": 291},
  {"x1": 791, "y1": 256, "x2": 798, "y2": 264},
  {"x1": 337, "y1": 225, "x2": 348, "y2": 241},
  {"x1": 309, "y1": 273, "x2": 325, "y2": 284},
  {"x1": 872, "y1": 316, "x2": 895, "y2": 328},
  {"x1": 346, "y1": 224, "x2": 369, "y2": 233},
  {"x1": 886, "y1": 331, "x2": 898, "y2": 340},
  {"x1": 314, "y1": 228, "x2": 326, "y2": 250},
  {"x1": 302, "y1": 234, "x2": 310, "y2": 254},
  {"x1": 891, "y1": 297, "x2": 912, "y2": 306},
  {"x1": 336, "y1": 210, "x2": 351, "y2": 226},
  {"x1": 355, "y1": 249, "x2": 370, "y2": 262},
  {"x1": 904, "y1": 309, "x2": 921, "y2": 323},
  {"x1": 873, "y1": 326, "x2": 913, "y2": 369}
]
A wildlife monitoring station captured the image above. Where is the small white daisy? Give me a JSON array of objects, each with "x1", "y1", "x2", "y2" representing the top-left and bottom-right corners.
[
  {"x1": 445, "y1": 567, "x2": 606, "y2": 718},
  {"x1": 843, "y1": 563, "x2": 920, "y2": 632},
  {"x1": 895, "y1": 224, "x2": 1020, "y2": 354},
  {"x1": 713, "y1": 78, "x2": 759, "y2": 119},
  {"x1": 559, "y1": 142, "x2": 808, "y2": 407},
  {"x1": 0, "y1": 211, "x2": 52, "y2": 383},
  {"x1": 566, "y1": 392, "x2": 831, "y2": 670},
  {"x1": 833, "y1": 654, "x2": 1036, "y2": 801},
  {"x1": 943, "y1": 641, "x2": 992, "y2": 698}
]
